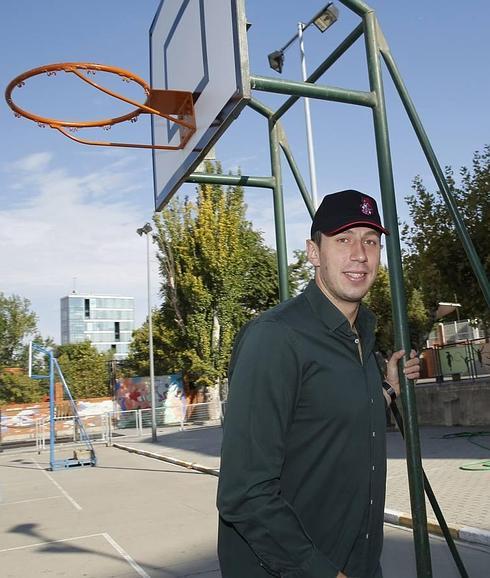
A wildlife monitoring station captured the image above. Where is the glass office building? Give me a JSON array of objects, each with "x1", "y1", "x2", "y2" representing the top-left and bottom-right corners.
[{"x1": 60, "y1": 294, "x2": 135, "y2": 359}]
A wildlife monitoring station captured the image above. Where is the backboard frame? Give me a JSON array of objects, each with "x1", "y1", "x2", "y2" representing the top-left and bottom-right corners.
[{"x1": 150, "y1": 0, "x2": 250, "y2": 211}]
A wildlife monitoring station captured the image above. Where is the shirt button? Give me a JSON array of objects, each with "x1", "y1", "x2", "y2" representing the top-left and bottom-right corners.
[
  {"x1": 372, "y1": 465, "x2": 376, "y2": 471},
  {"x1": 372, "y1": 431, "x2": 376, "y2": 437},
  {"x1": 366, "y1": 533, "x2": 369, "y2": 539},
  {"x1": 371, "y1": 398, "x2": 374, "y2": 404},
  {"x1": 354, "y1": 338, "x2": 360, "y2": 344},
  {"x1": 370, "y1": 499, "x2": 374, "y2": 505}
]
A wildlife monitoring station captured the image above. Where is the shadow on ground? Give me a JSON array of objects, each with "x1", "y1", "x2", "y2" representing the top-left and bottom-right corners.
[{"x1": 386, "y1": 426, "x2": 490, "y2": 460}]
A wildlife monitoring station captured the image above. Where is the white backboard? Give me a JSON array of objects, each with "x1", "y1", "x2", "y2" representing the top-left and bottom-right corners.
[{"x1": 150, "y1": 0, "x2": 250, "y2": 210}]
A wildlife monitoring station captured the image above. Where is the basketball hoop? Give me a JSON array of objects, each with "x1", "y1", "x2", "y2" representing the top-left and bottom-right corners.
[{"x1": 5, "y1": 62, "x2": 196, "y2": 150}]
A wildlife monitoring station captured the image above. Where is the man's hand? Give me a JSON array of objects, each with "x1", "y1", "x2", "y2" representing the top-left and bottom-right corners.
[{"x1": 385, "y1": 349, "x2": 420, "y2": 398}]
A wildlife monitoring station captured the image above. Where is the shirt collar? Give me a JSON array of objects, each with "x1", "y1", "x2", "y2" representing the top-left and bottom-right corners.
[{"x1": 304, "y1": 280, "x2": 377, "y2": 343}]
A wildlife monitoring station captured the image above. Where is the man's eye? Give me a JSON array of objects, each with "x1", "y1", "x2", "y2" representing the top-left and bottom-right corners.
[
  {"x1": 364, "y1": 239, "x2": 379, "y2": 246},
  {"x1": 337, "y1": 237, "x2": 349, "y2": 243}
]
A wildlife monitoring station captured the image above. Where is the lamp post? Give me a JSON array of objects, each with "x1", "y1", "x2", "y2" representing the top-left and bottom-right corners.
[
  {"x1": 267, "y1": 3, "x2": 339, "y2": 208},
  {"x1": 136, "y1": 222, "x2": 157, "y2": 442},
  {"x1": 298, "y1": 21, "x2": 319, "y2": 208}
]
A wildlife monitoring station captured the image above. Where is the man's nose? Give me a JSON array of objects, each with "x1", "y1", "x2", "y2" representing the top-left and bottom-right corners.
[{"x1": 350, "y1": 239, "x2": 368, "y2": 262}]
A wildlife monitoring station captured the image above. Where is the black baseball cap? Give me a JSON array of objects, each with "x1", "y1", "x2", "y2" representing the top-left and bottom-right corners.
[{"x1": 310, "y1": 189, "x2": 389, "y2": 237}]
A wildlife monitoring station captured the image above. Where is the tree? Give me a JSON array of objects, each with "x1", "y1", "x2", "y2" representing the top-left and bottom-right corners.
[
  {"x1": 56, "y1": 342, "x2": 110, "y2": 399},
  {"x1": 289, "y1": 249, "x2": 314, "y2": 296},
  {"x1": 0, "y1": 293, "x2": 38, "y2": 367},
  {"x1": 126, "y1": 163, "x2": 281, "y2": 390},
  {"x1": 364, "y1": 266, "x2": 430, "y2": 353},
  {"x1": 0, "y1": 369, "x2": 46, "y2": 405},
  {"x1": 402, "y1": 146, "x2": 490, "y2": 333}
]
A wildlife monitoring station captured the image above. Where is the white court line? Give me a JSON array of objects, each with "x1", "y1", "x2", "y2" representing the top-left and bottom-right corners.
[
  {"x1": 0, "y1": 532, "x2": 151, "y2": 577},
  {"x1": 33, "y1": 461, "x2": 82, "y2": 511},
  {"x1": 103, "y1": 533, "x2": 151, "y2": 578},
  {"x1": 0, "y1": 496, "x2": 62, "y2": 507},
  {"x1": 0, "y1": 532, "x2": 104, "y2": 553}
]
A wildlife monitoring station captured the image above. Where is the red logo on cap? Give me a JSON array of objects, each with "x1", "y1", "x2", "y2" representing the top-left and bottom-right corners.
[{"x1": 360, "y1": 197, "x2": 374, "y2": 215}]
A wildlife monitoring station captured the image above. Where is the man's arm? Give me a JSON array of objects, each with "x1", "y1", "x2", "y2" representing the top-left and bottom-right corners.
[{"x1": 217, "y1": 320, "x2": 340, "y2": 578}]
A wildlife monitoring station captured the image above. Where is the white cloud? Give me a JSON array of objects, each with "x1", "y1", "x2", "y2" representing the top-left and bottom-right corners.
[
  {"x1": 8, "y1": 151, "x2": 53, "y2": 173},
  {"x1": 0, "y1": 152, "x2": 159, "y2": 342}
]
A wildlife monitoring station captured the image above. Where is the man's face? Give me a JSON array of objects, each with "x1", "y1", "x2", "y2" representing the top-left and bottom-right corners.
[{"x1": 306, "y1": 227, "x2": 381, "y2": 310}]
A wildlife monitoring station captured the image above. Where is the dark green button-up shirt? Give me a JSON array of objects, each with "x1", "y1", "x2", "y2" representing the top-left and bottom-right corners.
[{"x1": 217, "y1": 281, "x2": 387, "y2": 578}]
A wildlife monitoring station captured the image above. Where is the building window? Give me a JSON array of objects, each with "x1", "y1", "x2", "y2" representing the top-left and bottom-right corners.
[
  {"x1": 115, "y1": 321, "x2": 120, "y2": 341},
  {"x1": 84, "y1": 299, "x2": 90, "y2": 319}
]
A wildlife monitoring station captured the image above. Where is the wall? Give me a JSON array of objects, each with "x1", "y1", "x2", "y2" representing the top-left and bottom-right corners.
[{"x1": 413, "y1": 379, "x2": 490, "y2": 426}]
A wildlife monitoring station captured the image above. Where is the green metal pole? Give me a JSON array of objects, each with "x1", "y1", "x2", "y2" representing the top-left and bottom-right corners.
[
  {"x1": 248, "y1": 98, "x2": 274, "y2": 119},
  {"x1": 247, "y1": 99, "x2": 315, "y2": 220},
  {"x1": 380, "y1": 48, "x2": 490, "y2": 308},
  {"x1": 269, "y1": 120, "x2": 289, "y2": 301},
  {"x1": 339, "y1": 0, "x2": 372, "y2": 17},
  {"x1": 279, "y1": 138, "x2": 315, "y2": 219},
  {"x1": 251, "y1": 74, "x2": 376, "y2": 108},
  {"x1": 274, "y1": 23, "x2": 364, "y2": 121},
  {"x1": 186, "y1": 173, "x2": 275, "y2": 189},
  {"x1": 363, "y1": 12, "x2": 433, "y2": 577}
]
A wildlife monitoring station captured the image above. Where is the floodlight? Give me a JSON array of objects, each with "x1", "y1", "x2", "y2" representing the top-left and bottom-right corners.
[
  {"x1": 267, "y1": 3, "x2": 339, "y2": 74},
  {"x1": 268, "y1": 50, "x2": 285, "y2": 74},
  {"x1": 136, "y1": 222, "x2": 153, "y2": 236},
  {"x1": 313, "y1": 3, "x2": 339, "y2": 33}
]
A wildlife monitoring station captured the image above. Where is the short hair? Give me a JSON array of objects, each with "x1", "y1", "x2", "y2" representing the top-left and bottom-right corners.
[{"x1": 311, "y1": 230, "x2": 322, "y2": 247}]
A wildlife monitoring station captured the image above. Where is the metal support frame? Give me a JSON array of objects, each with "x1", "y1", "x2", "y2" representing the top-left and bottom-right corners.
[
  {"x1": 269, "y1": 119, "x2": 290, "y2": 301},
  {"x1": 183, "y1": 1, "x2": 489, "y2": 575},
  {"x1": 29, "y1": 342, "x2": 96, "y2": 470}
]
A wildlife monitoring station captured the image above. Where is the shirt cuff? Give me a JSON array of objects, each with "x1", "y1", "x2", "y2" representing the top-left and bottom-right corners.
[{"x1": 282, "y1": 548, "x2": 339, "y2": 578}]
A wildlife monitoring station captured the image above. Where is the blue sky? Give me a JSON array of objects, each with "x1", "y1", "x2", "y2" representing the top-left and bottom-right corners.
[{"x1": 1, "y1": 0, "x2": 489, "y2": 342}]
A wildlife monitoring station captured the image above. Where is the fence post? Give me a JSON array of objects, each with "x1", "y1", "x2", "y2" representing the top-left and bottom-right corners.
[
  {"x1": 137, "y1": 410, "x2": 142, "y2": 436},
  {"x1": 103, "y1": 412, "x2": 111, "y2": 446},
  {"x1": 180, "y1": 401, "x2": 185, "y2": 431}
]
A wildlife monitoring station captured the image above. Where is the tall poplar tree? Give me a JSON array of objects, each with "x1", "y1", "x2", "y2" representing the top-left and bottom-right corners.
[{"x1": 127, "y1": 163, "x2": 280, "y2": 390}]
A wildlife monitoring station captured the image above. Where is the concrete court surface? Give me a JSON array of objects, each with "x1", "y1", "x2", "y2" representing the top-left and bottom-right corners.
[{"x1": 0, "y1": 444, "x2": 489, "y2": 577}]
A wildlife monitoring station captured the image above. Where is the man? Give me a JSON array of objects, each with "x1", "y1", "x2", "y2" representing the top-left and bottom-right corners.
[{"x1": 217, "y1": 190, "x2": 420, "y2": 578}]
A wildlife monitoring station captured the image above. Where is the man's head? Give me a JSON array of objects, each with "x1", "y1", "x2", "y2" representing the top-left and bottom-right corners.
[{"x1": 306, "y1": 190, "x2": 388, "y2": 319}]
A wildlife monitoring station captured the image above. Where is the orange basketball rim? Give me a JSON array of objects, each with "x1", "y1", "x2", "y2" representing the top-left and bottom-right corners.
[{"x1": 5, "y1": 62, "x2": 196, "y2": 150}]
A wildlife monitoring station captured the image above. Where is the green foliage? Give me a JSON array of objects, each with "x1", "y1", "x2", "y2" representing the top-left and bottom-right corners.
[
  {"x1": 364, "y1": 266, "x2": 430, "y2": 352},
  {"x1": 363, "y1": 266, "x2": 393, "y2": 353},
  {"x1": 402, "y1": 146, "x2": 490, "y2": 331},
  {"x1": 0, "y1": 370, "x2": 46, "y2": 405},
  {"x1": 0, "y1": 293, "x2": 38, "y2": 367},
  {"x1": 126, "y1": 163, "x2": 281, "y2": 388},
  {"x1": 56, "y1": 341, "x2": 110, "y2": 399},
  {"x1": 288, "y1": 249, "x2": 314, "y2": 296}
]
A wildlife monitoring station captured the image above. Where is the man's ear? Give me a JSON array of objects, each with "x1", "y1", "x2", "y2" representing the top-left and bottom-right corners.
[{"x1": 306, "y1": 239, "x2": 320, "y2": 267}]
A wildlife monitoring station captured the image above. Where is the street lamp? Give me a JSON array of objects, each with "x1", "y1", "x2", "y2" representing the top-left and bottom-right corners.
[
  {"x1": 136, "y1": 222, "x2": 157, "y2": 442},
  {"x1": 267, "y1": 2, "x2": 339, "y2": 208}
]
